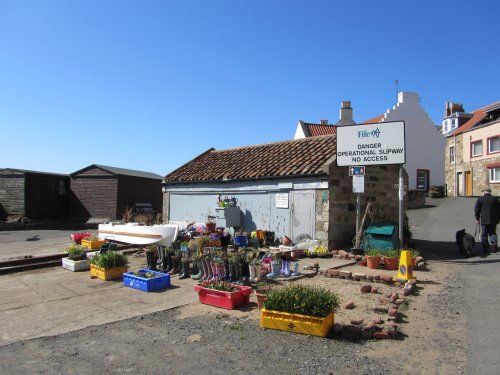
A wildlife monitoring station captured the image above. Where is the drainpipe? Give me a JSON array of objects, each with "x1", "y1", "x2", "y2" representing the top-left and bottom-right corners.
[{"x1": 454, "y1": 135, "x2": 457, "y2": 196}]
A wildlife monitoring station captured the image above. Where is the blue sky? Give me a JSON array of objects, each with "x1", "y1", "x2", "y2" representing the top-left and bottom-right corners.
[{"x1": 1, "y1": 0, "x2": 498, "y2": 176}]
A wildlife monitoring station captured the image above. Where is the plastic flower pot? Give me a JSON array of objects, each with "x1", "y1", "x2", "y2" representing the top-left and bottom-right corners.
[{"x1": 194, "y1": 283, "x2": 252, "y2": 310}]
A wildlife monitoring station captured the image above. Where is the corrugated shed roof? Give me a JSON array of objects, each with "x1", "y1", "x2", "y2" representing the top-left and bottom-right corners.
[
  {"x1": 164, "y1": 135, "x2": 336, "y2": 182},
  {"x1": 71, "y1": 164, "x2": 163, "y2": 180},
  {"x1": 451, "y1": 101, "x2": 500, "y2": 136},
  {"x1": 0, "y1": 168, "x2": 69, "y2": 177},
  {"x1": 304, "y1": 123, "x2": 337, "y2": 136}
]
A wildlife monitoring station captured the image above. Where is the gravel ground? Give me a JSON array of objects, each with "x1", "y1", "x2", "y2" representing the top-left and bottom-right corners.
[{"x1": 0, "y1": 258, "x2": 466, "y2": 375}]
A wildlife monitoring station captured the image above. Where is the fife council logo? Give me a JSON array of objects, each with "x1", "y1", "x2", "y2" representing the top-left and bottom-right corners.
[{"x1": 357, "y1": 128, "x2": 381, "y2": 139}]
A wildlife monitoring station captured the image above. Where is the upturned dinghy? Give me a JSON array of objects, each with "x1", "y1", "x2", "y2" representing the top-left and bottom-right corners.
[{"x1": 98, "y1": 222, "x2": 178, "y2": 246}]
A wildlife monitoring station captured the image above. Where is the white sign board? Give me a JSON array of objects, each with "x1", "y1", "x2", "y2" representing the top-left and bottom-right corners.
[
  {"x1": 352, "y1": 175, "x2": 364, "y2": 193},
  {"x1": 336, "y1": 121, "x2": 406, "y2": 166},
  {"x1": 275, "y1": 193, "x2": 289, "y2": 208}
]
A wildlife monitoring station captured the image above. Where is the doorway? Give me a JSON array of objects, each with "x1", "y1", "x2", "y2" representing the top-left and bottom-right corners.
[
  {"x1": 416, "y1": 169, "x2": 429, "y2": 191},
  {"x1": 465, "y1": 171, "x2": 472, "y2": 196},
  {"x1": 290, "y1": 191, "x2": 315, "y2": 240},
  {"x1": 457, "y1": 172, "x2": 464, "y2": 196}
]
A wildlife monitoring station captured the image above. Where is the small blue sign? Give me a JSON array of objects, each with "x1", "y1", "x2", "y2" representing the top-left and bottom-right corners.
[{"x1": 349, "y1": 166, "x2": 365, "y2": 176}]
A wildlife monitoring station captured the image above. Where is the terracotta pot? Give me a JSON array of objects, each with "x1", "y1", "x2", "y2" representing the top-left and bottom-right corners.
[
  {"x1": 366, "y1": 255, "x2": 381, "y2": 269},
  {"x1": 383, "y1": 256, "x2": 399, "y2": 270},
  {"x1": 282, "y1": 236, "x2": 292, "y2": 246}
]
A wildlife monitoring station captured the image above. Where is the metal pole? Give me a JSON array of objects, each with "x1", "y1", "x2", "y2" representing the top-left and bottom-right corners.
[
  {"x1": 399, "y1": 165, "x2": 404, "y2": 248},
  {"x1": 356, "y1": 193, "x2": 361, "y2": 243}
]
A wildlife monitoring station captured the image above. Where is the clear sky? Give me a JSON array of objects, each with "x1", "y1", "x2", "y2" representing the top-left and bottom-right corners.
[{"x1": 1, "y1": 0, "x2": 498, "y2": 176}]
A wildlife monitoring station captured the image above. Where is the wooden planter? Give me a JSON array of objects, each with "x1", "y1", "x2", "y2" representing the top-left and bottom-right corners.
[
  {"x1": 366, "y1": 255, "x2": 381, "y2": 269},
  {"x1": 260, "y1": 308, "x2": 335, "y2": 337},
  {"x1": 383, "y1": 257, "x2": 399, "y2": 270},
  {"x1": 81, "y1": 239, "x2": 107, "y2": 250},
  {"x1": 62, "y1": 258, "x2": 89, "y2": 272},
  {"x1": 194, "y1": 284, "x2": 252, "y2": 310},
  {"x1": 90, "y1": 264, "x2": 127, "y2": 280}
]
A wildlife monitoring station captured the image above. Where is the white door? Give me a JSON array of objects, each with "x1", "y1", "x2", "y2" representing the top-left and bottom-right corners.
[
  {"x1": 290, "y1": 191, "x2": 315, "y2": 240},
  {"x1": 457, "y1": 172, "x2": 463, "y2": 196}
]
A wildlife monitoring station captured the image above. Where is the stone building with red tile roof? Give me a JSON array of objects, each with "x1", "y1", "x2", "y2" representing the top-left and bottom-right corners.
[
  {"x1": 163, "y1": 135, "x2": 407, "y2": 248},
  {"x1": 444, "y1": 101, "x2": 500, "y2": 196}
]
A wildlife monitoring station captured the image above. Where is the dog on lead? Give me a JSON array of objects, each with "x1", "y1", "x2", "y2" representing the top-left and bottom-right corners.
[{"x1": 456, "y1": 229, "x2": 475, "y2": 257}]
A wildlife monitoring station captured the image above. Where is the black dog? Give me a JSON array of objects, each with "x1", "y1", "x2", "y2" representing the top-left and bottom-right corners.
[{"x1": 456, "y1": 229, "x2": 475, "y2": 257}]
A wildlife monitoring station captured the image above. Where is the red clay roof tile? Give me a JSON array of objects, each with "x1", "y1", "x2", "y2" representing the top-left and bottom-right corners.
[
  {"x1": 164, "y1": 135, "x2": 336, "y2": 182},
  {"x1": 304, "y1": 123, "x2": 336, "y2": 136},
  {"x1": 451, "y1": 101, "x2": 500, "y2": 136}
]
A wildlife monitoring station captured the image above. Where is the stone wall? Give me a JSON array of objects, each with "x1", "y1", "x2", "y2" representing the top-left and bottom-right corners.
[{"x1": 327, "y1": 163, "x2": 408, "y2": 248}]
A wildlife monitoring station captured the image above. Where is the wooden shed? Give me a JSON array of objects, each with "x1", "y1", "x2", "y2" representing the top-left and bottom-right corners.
[
  {"x1": 0, "y1": 168, "x2": 70, "y2": 219},
  {"x1": 70, "y1": 164, "x2": 163, "y2": 220}
]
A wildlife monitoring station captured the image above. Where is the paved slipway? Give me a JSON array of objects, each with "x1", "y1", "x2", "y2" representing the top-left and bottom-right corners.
[
  {"x1": 0, "y1": 197, "x2": 498, "y2": 374},
  {"x1": 409, "y1": 197, "x2": 500, "y2": 375}
]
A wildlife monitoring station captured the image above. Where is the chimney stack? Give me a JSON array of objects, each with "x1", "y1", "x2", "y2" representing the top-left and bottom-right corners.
[
  {"x1": 445, "y1": 101, "x2": 464, "y2": 117},
  {"x1": 336, "y1": 100, "x2": 355, "y2": 125},
  {"x1": 320, "y1": 119, "x2": 328, "y2": 125}
]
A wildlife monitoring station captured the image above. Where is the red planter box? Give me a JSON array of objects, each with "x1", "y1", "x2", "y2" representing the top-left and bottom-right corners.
[{"x1": 194, "y1": 284, "x2": 252, "y2": 310}]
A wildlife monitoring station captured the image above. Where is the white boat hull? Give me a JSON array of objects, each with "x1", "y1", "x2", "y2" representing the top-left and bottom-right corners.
[{"x1": 98, "y1": 223, "x2": 178, "y2": 247}]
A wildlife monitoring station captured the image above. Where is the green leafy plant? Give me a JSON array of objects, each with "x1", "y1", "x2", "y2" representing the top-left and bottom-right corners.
[
  {"x1": 198, "y1": 280, "x2": 239, "y2": 292},
  {"x1": 263, "y1": 284, "x2": 340, "y2": 318},
  {"x1": 133, "y1": 271, "x2": 161, "y2": 279},
  {"x1": 365, "y1": 248, "x2": 382, "y2": 257},
  {"x1": 410, "y1": 248, "x2": 420, "y2": 257},
  {"x1": 197, "y1": 236, "x2": 211, "y2": 251},
  {"x1": 89, "y1": 251, "x2": 128, "y2": 269},
  {"x1": 84, "y1": 232, "x2": 99, "y2": 241},
  {"x1": 383, "y1": 248, "x2": 400, "y2": 258},
  {"x1": 65, "y1": 242, "x2": 87, "y2": 261}
]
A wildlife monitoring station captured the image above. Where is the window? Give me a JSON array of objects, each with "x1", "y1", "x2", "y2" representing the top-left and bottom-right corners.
[
  {"x1": 490, "y1": 167, "x2": 500, "y2": 183},
  {"x1": 449, "y1": 146, "x2": 455, "y2": 163},
  {"x1": 488, "y1": 136, "x2": 500, "y2": 154},
  {"x1": 471, "y1": 141, "x2": 483, "y2": 157}
]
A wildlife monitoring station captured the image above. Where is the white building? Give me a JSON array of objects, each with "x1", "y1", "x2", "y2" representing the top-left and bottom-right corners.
[{"x1": 294, "y1": 92, "x2": 446, "y2": 191}]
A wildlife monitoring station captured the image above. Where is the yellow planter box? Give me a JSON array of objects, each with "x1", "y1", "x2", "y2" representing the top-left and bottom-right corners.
[
  {"x1": 81, "y1": 239, "x2": 107, "y2": 250},
  {"x1": 90, "y1": 264, "x2": 128, "y2": 281},
  {"x1": 260, "y1": 308, "x2": 335, "y2": 337}
]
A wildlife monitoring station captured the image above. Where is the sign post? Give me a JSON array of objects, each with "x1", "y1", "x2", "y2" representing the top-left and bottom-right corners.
[{"x1": 337, "y1": 121, "x2": 406, "y2": 248}]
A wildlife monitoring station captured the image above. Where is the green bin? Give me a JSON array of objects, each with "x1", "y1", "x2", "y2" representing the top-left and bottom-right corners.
[{"x1": 362, "y1": 224, "x2": 399, "y2": 252}]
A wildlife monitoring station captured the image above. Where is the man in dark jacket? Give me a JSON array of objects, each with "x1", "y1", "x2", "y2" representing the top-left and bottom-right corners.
[{"x1": 475, "y1": 188, "x2": 500, "y2": 253}]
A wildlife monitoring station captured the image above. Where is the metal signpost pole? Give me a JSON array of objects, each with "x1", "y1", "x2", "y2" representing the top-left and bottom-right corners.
[
  {"x1": 356, "y1": 192, "x2": 361, "y2": 239},
  {"x1": 399, "y1": 165, "x2": 404, "y2": 248}
]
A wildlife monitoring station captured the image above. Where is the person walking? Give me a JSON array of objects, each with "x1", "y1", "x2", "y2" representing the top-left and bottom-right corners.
[{"x1": 474, "y1": 188, "x2": 500, "y2": 253}]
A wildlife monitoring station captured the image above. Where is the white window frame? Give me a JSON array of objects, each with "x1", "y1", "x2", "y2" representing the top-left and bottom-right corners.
[
  {"x1": 489, "y1": 166, "x2": 500, "y2": 183},
  {"x1": 471, "y1": 141, "x2": 483, "y2": 157},
  {"x1": 449, "y1": 146, "x2": 455, "y2": 164},
  {"x1": 488, "y1": 136, "x2": 500, "y2": 154}
]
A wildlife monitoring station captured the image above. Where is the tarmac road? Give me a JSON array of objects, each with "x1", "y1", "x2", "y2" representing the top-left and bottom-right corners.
[{"x1": 408, "y1": 197, "x2": 500, "y2": 375}]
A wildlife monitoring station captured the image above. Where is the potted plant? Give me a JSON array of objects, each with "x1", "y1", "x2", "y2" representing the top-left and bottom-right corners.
[
  {"x1": 260, "y1": 284, "x2": 340, "y2": 337},
  {"x1": 81, "y1": 232, "x2": 106, "y2": 250},
  {"x1": 382, "y1": 248, "x2": 400, "y2": 270},
  {"x1": 255, "y1": 282, "x2": 271, "y2": 309},
  {"x1": 194, "y1": 280, "x2": 253, "y2": 309},
  {"x1": 123, "y1": 269, "x2": 171, "y2": 292},
  {"x1": 69, "y1": 232, "x2": 91, "y2": 245},
  {"x1": 62, "y1": 242, "x2": 89, "y2": 272},
  {"x1": 365, "y1": 248, "x2": 382, "y2": 269},
  {"x1": 409, "y1": 248, "x2": 420, "y2": 268},
  {"x1": 89, "y1": 251, "x2": 128, "y2": 280}
]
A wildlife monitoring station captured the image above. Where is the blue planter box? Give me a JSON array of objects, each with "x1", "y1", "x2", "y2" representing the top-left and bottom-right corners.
[{"x1": 123, "y1": 269, "x2": 170, "y2": 292}]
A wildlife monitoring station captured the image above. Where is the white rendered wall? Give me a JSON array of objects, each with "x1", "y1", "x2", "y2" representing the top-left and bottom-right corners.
[{"x1": 376, "y1": 92, "x2": 446, "y2": 190}]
